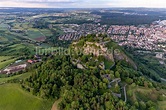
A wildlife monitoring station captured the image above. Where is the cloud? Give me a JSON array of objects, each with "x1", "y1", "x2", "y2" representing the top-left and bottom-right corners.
[
  {"x1": 0, "y1": 0, "x2": 79, "y2": 3},
  {"x1": 0, "y1": 1, "x2": 48, "y2": 8},
  {"x1": 108, "y1": 0, "x2": 166, "y2": 8},
  {"x1": 0, "y1": 0, "x2": 165, "y2": 8},
  {"x1": 0, "y1": 0, "x2": 83, "y2": 8},
  {"x1": 24, "y1": 0, "x2": 79, "y2": 4}
]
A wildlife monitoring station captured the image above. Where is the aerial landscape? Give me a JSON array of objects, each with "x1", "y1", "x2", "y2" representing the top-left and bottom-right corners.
[{"x1": 0, "y1": 0, "x2": 166, "y2": 110}]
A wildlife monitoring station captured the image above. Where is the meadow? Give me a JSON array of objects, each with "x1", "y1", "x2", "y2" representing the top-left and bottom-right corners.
[
  {"x1": 0, "y1": 23, "x2": 8, "y2": 31},
  {"x1": 0, "y1": 31, "x2": 20, "y2": 42},
  {"x1": 0, "y1": 83, "x2": 54, "y2": 110},
  {"x1": 0, "y1": 71, "x2": 54, "y2": 110},
  {"x1": 1, "y1": 43, "x2": 35, "y2": 56},
  {"x1": 0, "y1": 72, "x2": 31, "y2": 83},
  {"x1": 40, "y1": 29, "x2": 53, "y2": 37},
  {"x1": 0, "y1": 36, "x2": 8, "y2": 42},
  {"x1": 0, "y1": 56, "x2": 16, "y2": 69},
  {"x1": 27, "y1": 29, "x2": 46, "y2": 41},
  {"x1": 158, "y1": 101, "x2": 166, "y2": 110},
  {"x1": 127, "y1": 85, "x2": 166, "y2": 110}
]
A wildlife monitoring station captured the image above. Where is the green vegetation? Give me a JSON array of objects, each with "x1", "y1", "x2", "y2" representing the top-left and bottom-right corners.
[
  {"x1": 39, "y1": 29, "x2": 53, "y2": 37},
  {"x1": 0, "y1": 71, "x2": 54, "y2": 110},
  {"x1": 0, "y1": 10, "x2": 165, "y2": 109},
  {"x1": 0, "y1": 83, "x2": 53, "y2": 110},
  {"x1": 127, "y1": 85, "x2": 166, "y2": 110},
  {"x1": 0, "y1": 43, "x2": 35, "y2": 56},
  {"x1": 0, "y1": 56, "x2": 16, "y2": 69},
  {"x1": 104, "y1": 59, "x2": 114, "y2": 69},
  {"x1": 0, "y1": 31, "x2": 20, "y2": 43},
  {"x1": 158, "y1": 101, "x2": 166, "y2": 110},
  {"x1": 125, "y1": 46, "x2": 166, "y2": 81},
  {"x1": 0, "y1": 36, "x2": 8, "y2": 42},
  {"x1": 0, "y1": 56, "x2": 13, "y2": 62},
  {"x1": 0, "y1": 23, "x2": 8, "y2": 31},
  {"x1": 22, "y1": 35, "x2": 166, "y2": 110},
  {"x1": 23, "y1": 55, "x2": 123, "y2": 109},
  {"x1": 0, "y1": 72, "x2": 31, "y2": 83},
  {"x1": 27, "y1": 29, "x2": 45, "y2": 40}
]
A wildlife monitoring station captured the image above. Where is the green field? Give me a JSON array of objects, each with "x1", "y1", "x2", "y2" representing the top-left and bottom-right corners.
[
  {"x1": 11, "y1": 23, "x2": 22, "y2": 29},
  {"x1": 2, "y1": 44, "x2": 35, "y2": 56},
  {"x1": 40, "y1": 29, "x2": 53, "y2": 37},
  {"x1": 0, "y1": 56, "x2": 13, "y2": 62},
  {"x1": 0, "y1": 72, "x2": 54, "y2": 110},
  {"x1": 21, "y1": 23, "x2": 29, "y2": 29},
  {"x1": 0, "y1": 56, "x2": 16, "y2": 69},
  {"x1": 0, "y1": 32, "x2": 20, "y2": 42},
  {"x1": 0, "y1": 36, "x2": 8, "y2": 42},
  {"x1": 127, "y1": 85, "x2": 166, "y2": 109},
  {"x1": 0, "y1": 83, "x2": 53, "y2": 110},
  {"x1": 158, "y1": 101, "x2": 166, "y2": 110},
  {"x1": 0, "y1": 23, "x2": 8, "y2": 31},
  {"x1": 0, "y1": 72, "x2": 31, "y2": 83},
  {"x1": 27, "y1": 29, "x2": 45, "y2": 40},
  {"x1": 9, "y1": 44, "x2": 27, "y2": 50}
]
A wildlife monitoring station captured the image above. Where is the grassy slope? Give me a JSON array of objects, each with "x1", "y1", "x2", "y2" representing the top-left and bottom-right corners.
[
  {"x1": 128, "y1": 85, "x2": 166, "y2": 110},
  {"x1": 158, "y1": 101, "x2": 166, "y2": 110},
  {"x1": 0, "y1": 72, "x2": 54, "y2": 110},
  {"x1": 0, "y1": 72, "x2": 31, "y2": 83},
  {"x1": 1, "y1": 44, "x2": 35, "y2": 56},
  {"x1": 0, "y1": 56, "x2": 16, "y2": 69},
  {"x1": 0, "y1": 83, "x2": 53, "y2": 110},
  {"x1": 39, "y1": 29, "x2": 53, "y2": 37},
  {"x1": 0, "y1": 23, "x2": 8, "y2": 31},
  {"x1": 27, "y1": 29, "x2": 44, "y2": 39},
  {"x1": 0, "y1": 56, "x2": 13, "y2": 62}
]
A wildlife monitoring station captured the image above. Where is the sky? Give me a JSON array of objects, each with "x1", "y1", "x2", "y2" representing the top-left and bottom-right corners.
[{"x1": 0, "y1": 0, "x2": 165, "y2": 8}]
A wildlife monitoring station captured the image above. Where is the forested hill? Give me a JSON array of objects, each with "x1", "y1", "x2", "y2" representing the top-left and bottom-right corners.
[{"x1": 22, "y1": 34, "x2": 166, "y2": 110}]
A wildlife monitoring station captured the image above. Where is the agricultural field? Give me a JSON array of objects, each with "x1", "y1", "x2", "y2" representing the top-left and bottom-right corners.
[
  {"x1": 0, "y1": 72, "x2": 31, "y2": 83},
  {"x1": 0, "y1": 23, "x2": 8, "y2": 31},
  {"x1": 0, "y1": 56, "x2": 13, "y2": 62},
  {"x1": 20, "y1": 23, "x2": 30, "y2": 29},
  {"x1": 0, "y1": 36, "x2": 8, "y2": 42},
  {"x1": 39, "y1": 29, "x2": 53, "y2": 37},
  {"x1": 5, "y1": 20, "x2": 15, "y2": 24},
  {"x1": 1, "y1": 43, "x2": 35, "y2": 56},
  {"x1": 11, "y1": 23, "x2": 22, "y2": 29},
  {"x1": 0, "y1": 32, "x2": 20, "y2": 42},
  {"x1": 0, "y1": 83, "x2": 53, "y2": 110},
  {"x1": 0, "y1": 19, "x2": 4, "y2": 23},
  {"x1": 27, "y1": 29, "x2": 46, "y2": 41},
  {"x1": 0, "y1": 56, "x2": 16, "y2": 69}
]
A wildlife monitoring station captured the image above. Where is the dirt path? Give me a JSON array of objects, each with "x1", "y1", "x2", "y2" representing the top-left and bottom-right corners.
[
  {"x1": 51, "y1": 102, "x2": 58, "y2": 110},
  {"x1": 51, "y1": 99, "x2": 61, "y2": 110}
]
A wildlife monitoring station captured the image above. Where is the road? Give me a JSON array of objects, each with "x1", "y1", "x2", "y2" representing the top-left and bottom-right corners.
[
  {"x1": 109, "y1": 78, "x2": 121, "y2": 84},
  {"x1": 123, "y1": 84, "x2": 127, "y2": 102},
  {"x1": 161, "y1": 78, "x2": 166, "y2": 82}
]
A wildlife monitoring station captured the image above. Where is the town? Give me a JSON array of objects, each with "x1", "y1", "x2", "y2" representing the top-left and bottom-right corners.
[{"x1": 59, "y1": 20, "x2": 166, "y2": 52}]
